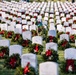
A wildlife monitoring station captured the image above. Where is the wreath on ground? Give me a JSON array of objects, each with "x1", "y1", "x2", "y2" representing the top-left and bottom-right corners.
[
  {"x1": 46, "y1": 36, "x2": 57, "y2": 43},
  {"x1": 4, "y1": 31, "x2": 14, "y2": 38},
  {"x1": 11, "y1": 34, "x2": 22, "y2": 43},
  {"x1": 0, "y1": 30, "x2": 7, "y2": 37},
  {"x1": 58, "y1": 39, "x2": 70, "y2": 50},
  {"x1": 15, "y1": 62, "x2": 36, "y2": 75},
  {"x1": 60, "y1": 59, "x2": 76, "y2": 74},
  {"x1": 18, "y1": 39, "x2": 32, "y2": 47},
  {"x1": 69, "y1": 35, "x2": 76, "y2": 43},
  {"x1": 31, "y1": 30, "x2": 38, "y2": 37},
  {"x1": 42, "y1": 49, "x2": 59, "y2": 62},
  {"x1": 0, "y1": 46, "x2": 9, "y2": 58},
  {"x1": 4, "y1": 54, "x2": 21, "y2": 69},
  {"x1": 28, "y1": 43, "x2": 43, "y2": 54}
]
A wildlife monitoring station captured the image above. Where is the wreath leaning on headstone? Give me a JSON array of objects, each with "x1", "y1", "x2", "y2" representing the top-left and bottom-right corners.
[
  {"x1": 58, "y1": 39, "x2": 70, "y2": 50},
  {"x1": 42, "y1": 49, "x2": 59, "y2": 62},
  {"x1": 4, "y1": 31, "x2": 14, "y2": 38},
  {"x1": 28, "y1": 43, "x2": 43, "y2": 54},
  {"x1": 46, "y1": 36, "x2": 57, "y2": 43},
  {"x1": 15, "y1": 62, "x2": 36, "y2": 75},
  {"x1": 11, "y1": 34, "x2": 22, "y2": 43},
  {"x1": 60, "y1": 60, "x2": 76, "y2": 74},
  {"x1": 18, "y1": 38, "x2": 32, "y2": 47},
  {"x1": 0, "y1": 46, "x2": 9, "y2": 58},
  {"x1": 4, "y1": 54, "x2": 21, "y2": 69}
]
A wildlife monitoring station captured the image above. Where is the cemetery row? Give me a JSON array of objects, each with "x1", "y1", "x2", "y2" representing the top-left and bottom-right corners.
[{"x1": 0, "y1": 1, "x2": 76, "y2": 75}]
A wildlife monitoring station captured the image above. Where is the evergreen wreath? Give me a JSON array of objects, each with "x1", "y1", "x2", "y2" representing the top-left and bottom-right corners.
[
  {"x1": 4, "y1": 31, "x2": 14, "y2": 38},
  {"x1": 69, "y1": 35, "x2": 76, "y2": 43},
  {"x1": 4, "y1": 54, "x2": 21, "y2": 69},
  {"x1": 46, "y1": 36, "x2": 57, "y2": 43},
  {"x1": 0, "y1": 30, "x2": 7, "y2": 37},
  {"x1": 11, "y1": 34, "x2": 22, "y2": 43},
  {"x1": 0, "y1": 46, "x2": 9, "y2": 58},
  {"x1": 42, "y1": 49, "x2": 59, "y2": 62},
  {"x1": 28, "y1": 43, "x2": 43, "y2": 54},
  {"x1": 60, "y1": 60, "x2": 76, "y2": 74},
  {"x1": 15, "y1": 62, "x2": 36, "y2": 75},
  {"x1": 58, "y1": 39, "x2": 70, "y2": 50},
  {"x1": 18, "y1": 38, "x2": 32, "y2": 47}
]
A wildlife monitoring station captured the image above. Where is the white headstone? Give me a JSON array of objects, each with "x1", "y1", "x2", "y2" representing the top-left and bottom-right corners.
[
  {"x1": 22, "y1": 31, "x2": 32, "y2": 40},
  {"x1": 48, "y1": 30, "x2": 56, "y2": 37},
  {"x1": 60, "y1": 34, "x2": 69, "y2": 41},
  {"x1": 39, "y1": 62, "x2": 58, "y2": 75},
  {"x1": 46, "y1": 42, "x2": 58, "y2": 51},
  {"x1": 21, "y1": 53, "x2": 37, "y2": 69},
  {"x1": 64, "y1": 48, "x2": 76, "y2": 59},
  {"x1": 9, "y1": 45, "x2": 22, "y2": 57},
  {"x1": 57, "y1": 24, "x2": 64, "y2": 32},
  {"x1": 42, "y1": 21, "x2": 47, "y2": 25},
  {"x1": 32, "y1": 36, "x2": 42, "y2": 45},
  {"x1": 22, "y1": 20, "x2": 27, "y2": 25},
  {"x1": 30, "y1": 25, "x2": 37, "y2": 31},
  {"x1": 0, "y1": 39, "x2": 10, "y2": 47},
  {"x1": 14, "y1": 24, "x2": 22, "y2": 34},
  {"x1": 49, "y1": 24, "x2": 55, "y2": 30},
  {"x1": 65, "y1": 27, "x2": 71, "y2": 33},
  {"x1": 72, "y1": 24, "x2": 76, "y2": 29},
  {"x1": 1, "y1": 23, "x2": 8, "y2": 31},
  {"x1": 7, "y1": 25, "x2": 15, "y2": 31},
  {"x1": 71, "y1": 29, "x2": 76, "y2": 35}
]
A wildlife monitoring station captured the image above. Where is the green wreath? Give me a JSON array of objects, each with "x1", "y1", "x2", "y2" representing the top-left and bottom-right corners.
[
  {"x1": 0, "y1": 30, "x2": 7, "y2": 37},
  {"x1": 11, "y1": 34, "x2": 22, "y2": 43},
  {"x1": 46, "y1": 36, "x2": 57, "y2": 43},
  {"x1": 0, "y1": 46, "x2": 9, "y2": 59},
  {"x1": 28, "y1": 43, "x2": 43, "y2": 54},
  {"x1": 58, "y1": 39, "x2": 70, "y2": 50},
  {"x1": 60, "y1": 60, "x2": 76, "y2": 74},
  {"x1": 69, "y1": 35, "x2": 76, "y2": 43},
  {"x1": 42, "y1": 49, "x2": 59, "y2": 62},
  {"x1": 4, "y1": 54, "x2": 21, "y2": 69},
  {"x1": 4, "y1": 31, "x2": 14, "y2": 38},
  {"x1": 18, "y1": 38, "x2": 32, "y2": 47},
  {"x1": 15, "y1": 63, "x2": 36, "y2": 75}
]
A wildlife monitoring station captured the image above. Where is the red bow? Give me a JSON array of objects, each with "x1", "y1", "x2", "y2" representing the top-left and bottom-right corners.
[
  {"x1": 46, "y1": 50, "x2": 52, "y2": 57},
  {"x1": 66, "y1": 32, "x2": 70, "y2": 35},
  {"x1": 49, "y1": 36, "x2": 54, "y2": 42},
  {"x1": 66, "y1": 59, "x2": 74, "y2": 72},
  {"x1": 70, "y1": 35, "x2": 74, "y2": 41},
  {"x1": 34, "y1": 44, "x2": 39, "y2": 52},
  {"x1": 24, "y1": 62, "x2": 30, "y2": 74},
  {"x1": 9, "y1": 57, "x2": 17, "y2": 68},
  {"x1": 62, "y1": 40, "x2": 68, "y2": 47},
  {"x1": 0, "y1": 52, "x2": 4, "y2": 57}
]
